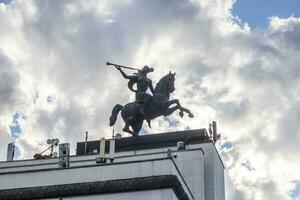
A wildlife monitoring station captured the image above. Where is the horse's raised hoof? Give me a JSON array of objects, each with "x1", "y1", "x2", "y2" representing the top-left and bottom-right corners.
[
  {"x1": 179, "y1": 111, "x2": 184, "y2": 118},
  {"x1": 188, "y1": 113, "x2": 194, "y2": 118},
  {"x1": 123, "y1": 127, "x2": 134, "y2": 135}
]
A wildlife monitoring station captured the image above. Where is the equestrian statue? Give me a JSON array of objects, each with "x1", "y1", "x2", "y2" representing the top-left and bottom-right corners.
[{"x1": 107, "y1": 62, "x2": 194, "y2": 136}]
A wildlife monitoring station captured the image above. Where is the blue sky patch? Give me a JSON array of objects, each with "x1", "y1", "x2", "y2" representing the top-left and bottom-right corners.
[
  {"x1": 9, "y1": 112, "x2": 25, "y2": 139},
  {"x1": 221, "y1": 141, "x2": 233, "y2": 150},
  {"x1": 139, "y1": 127, "x2": 148, "y2": 135},
  {"x1": 9, "y1": 112, "x2": 26, "y2": 159},
  {"x1": 241, "y1": 160, "x2": 256, "y2": 171},
  {"x1": 233, "y1": 0, "x2": 300, "y2": 28},
  {"x1": 12, "y1": 144, "x2": 21, "y2": 159},
  {"x1": 290, "y1": 181, "x2": 300, "y2": 200},
  {"x1": 0, "y1": 0, "x2": 12, "y2": 5}
]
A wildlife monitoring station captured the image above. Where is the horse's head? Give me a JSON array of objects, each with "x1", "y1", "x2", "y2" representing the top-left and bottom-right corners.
[
  {"x1": 155, "y1": 71, "x2": 176, "y2": 97},
  {"x1": 167, "y1": 71, "x2": 176, "y2": 92}
]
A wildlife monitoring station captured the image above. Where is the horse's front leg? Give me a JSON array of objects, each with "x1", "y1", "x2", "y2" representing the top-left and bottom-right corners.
[
  {"x1": 164, "y1": 105, "x2": 180, "y2": 117},
  {"x1": 167, "y1": 99, "x2": 194, "y2": 118}
]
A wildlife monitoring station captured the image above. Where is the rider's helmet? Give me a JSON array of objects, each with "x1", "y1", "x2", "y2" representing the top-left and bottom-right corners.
[{"x1": 141, "y1": 65, "x2": 154, "y2": 73}]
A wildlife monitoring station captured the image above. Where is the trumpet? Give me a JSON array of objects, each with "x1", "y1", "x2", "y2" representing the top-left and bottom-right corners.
[{"x1": 106, "y1": 61, "x2": 140, "y2": 71}]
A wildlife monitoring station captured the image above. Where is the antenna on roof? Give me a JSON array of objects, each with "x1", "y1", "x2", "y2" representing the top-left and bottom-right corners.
[
  {"x1": 84, "y1": 131, "x2": 88, "y2": 155},
  {"x1": 212, "y1": 121, "x2": 221, "y2": 145},
  {"x1": 212, "y1": 121, "x2": 217, "y2": 143},
  {"x1": 209, "y1": 123, "x2": 213, "y2": 140}
]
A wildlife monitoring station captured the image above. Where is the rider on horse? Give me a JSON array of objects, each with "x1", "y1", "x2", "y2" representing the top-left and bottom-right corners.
[
  {"x1": 115, "y1": 65, "x2": 154, "y2": 114},
  {"x1": 109, "y1": 62, "x2": 194, "y2": 136}
]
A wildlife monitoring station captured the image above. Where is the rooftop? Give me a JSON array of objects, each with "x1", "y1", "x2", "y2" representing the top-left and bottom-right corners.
[{"x1": 76, "y1": 129, "x2": 210, "y2": 156}]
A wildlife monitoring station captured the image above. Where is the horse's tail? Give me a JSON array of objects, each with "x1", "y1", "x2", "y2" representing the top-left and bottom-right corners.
[{"x1": 109, "y1": 104, "x2": 123, "y2": 126}]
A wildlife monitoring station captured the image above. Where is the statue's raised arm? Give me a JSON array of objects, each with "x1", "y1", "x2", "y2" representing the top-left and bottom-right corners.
[{"x1": 116, "y1": 65, "x2": 137, "y2": 80}]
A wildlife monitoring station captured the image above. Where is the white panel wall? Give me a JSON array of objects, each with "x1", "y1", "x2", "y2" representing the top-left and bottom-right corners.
[
  {"x1": 174, "y1": 150, "x2": 205, "y2": 200},
  {"x1": 0, "y1": 159, "x2": 173, "y2": 189},
  {"x1": 193, "y1": 143, "x2": 225, "y2": 200}
]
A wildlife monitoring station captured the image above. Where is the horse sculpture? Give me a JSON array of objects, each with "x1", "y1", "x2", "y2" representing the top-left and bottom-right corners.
[{"x1": 109, "y1": 71, "x2": 194, "y2": 136}]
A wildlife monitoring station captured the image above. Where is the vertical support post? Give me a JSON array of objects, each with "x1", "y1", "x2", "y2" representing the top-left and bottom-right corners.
[
  {"x1": 109, "y1": 139, "x2": 115, "y2": 162},
  {"x1": 96, "y1": 138, "x2": 107, "y2": 164},
  {"x1": 99, "y1": 138, "x2": 106, "y2": 159},
  {"x1": 7, "y1": 143, "x2": 14, "y2": 161}
]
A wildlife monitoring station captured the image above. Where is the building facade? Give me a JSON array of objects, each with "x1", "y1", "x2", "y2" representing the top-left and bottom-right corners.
[{"x1": 0, "y1": 129, "x2": 225, "y2": 200}]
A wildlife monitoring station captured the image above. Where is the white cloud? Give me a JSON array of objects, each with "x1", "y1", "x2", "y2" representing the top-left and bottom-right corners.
[{"x1": 0, "y1": 0, "x2": 299, "y2": 199}]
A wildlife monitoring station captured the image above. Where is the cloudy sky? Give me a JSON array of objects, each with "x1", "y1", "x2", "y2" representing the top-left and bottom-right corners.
[{"x1": 0, "y1": 0, "x2": 300, "y2": 199}]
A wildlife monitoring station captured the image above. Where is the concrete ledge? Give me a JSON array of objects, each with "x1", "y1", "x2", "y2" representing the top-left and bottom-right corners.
[{"x1": 0, "y1": 175, "x2": 190, "y2": 200}]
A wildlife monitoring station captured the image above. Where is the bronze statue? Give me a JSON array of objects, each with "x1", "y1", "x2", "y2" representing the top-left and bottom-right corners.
[{"x1": 108, "y1": 62, "x2": 194, "y2": 136}]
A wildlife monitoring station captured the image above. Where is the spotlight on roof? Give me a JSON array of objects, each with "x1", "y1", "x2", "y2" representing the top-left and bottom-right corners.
[
  {"x1": 53, "y1": 138, "x2": 59, "y2": 146},
  {"x1": 115, "y1": 133, "x2": 122, "y2": 139},
  {"x1": 34, "y1": 138, "x2": 60, "y2": 159},
  {"x1": 177, "y1": 141, "x2": 185, "y2": 150}
]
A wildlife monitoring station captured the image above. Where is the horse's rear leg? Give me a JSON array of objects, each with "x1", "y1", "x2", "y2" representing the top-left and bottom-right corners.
[
  {"x1": 131, "y1": 120, "x2": 144, "y2": 136},
  {"x1": 123, "y1": 122, "x2": 134, "y2": 135}
]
